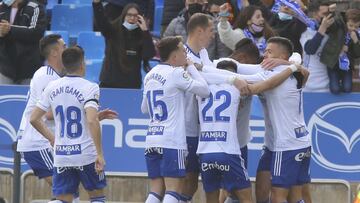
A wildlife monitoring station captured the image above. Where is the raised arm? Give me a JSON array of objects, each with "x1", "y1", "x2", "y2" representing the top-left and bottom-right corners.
[
  {"x1": 218, "y1": 4, "x2": 246, "y2": 50},
  {"x1": 93, "y1": 0, "x2": 115, "y2": 37}
]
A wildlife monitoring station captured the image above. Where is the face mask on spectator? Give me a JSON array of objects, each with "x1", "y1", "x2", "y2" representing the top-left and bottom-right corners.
[
  {"x1": 3, "y1": 0, "x2": 15, "y2": 6},
  {"x1": 278, "y1": 12, "x2": 293, "y2": 21},
  {"x1": 123, "y1": 21, "x2": 138, "y2": 31},
  {"x1": 188, "y1": 3, "x2": 203, "y2": 16},
  {"x1": 251, "y1": 23, "x2": 264, "y2": 33}
]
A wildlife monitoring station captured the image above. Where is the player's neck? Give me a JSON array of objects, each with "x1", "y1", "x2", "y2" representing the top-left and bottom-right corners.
[
  {"x1": 186, "y1": 37, "x2": 202, "y2": 54},
  {"x1": 47, "y1": 58, "x2": 63, "y2": 75}
]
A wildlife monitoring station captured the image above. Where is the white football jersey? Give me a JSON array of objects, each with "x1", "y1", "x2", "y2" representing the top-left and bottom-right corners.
[
  {"x1": 37, "y1": 76, "x2": 100, "y2": 167},
  {"x1": 17, "y1": 66, "x2": 61, "y2": 152},
  {"x1": 142, "y1": 64, "x2": 195, "y2": 150},
  {"x1": 236, "y1": 95, "x2": 253, "y2": 148},
  {"x1": 259, "y1": 67, "x2": 311, "y2": 151},
  {"x1": 196, "y1": 84, "x2": 241, "y2": 155},
  {"x1": 184, "y1": 44, "x2": 211, "y2": 137}
]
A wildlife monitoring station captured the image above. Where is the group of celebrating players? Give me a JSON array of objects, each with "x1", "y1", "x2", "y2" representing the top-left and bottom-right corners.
[{"x1": 16, "y1": 11, "x2": 311, "y2": 203}]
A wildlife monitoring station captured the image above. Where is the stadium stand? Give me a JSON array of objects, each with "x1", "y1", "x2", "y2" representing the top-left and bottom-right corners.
[
  {"x1": 51, "y1": 4, "x2": 93, "y2": 38},
  {"x1": 77, "y1": 31, "x2": 105, "y2": 60}
]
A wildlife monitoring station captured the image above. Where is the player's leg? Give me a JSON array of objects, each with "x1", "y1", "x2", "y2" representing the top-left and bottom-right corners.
[
  {"x1": 198, "y1": 153, "x2": 222, "y2": 203},
  {"x1": 206, "y1": 190, "x2": 220, "y2": 203},
  {"x1": 145, "y1": 148, "x2": 165, "y2": 203},
  {"x1": 162, "y1": 148, "x2": 187, "y2": 203},
  {"x1": 181, "y1": 137, "x2": 200, "y2": 202},
  {"x1": 255, "y1": 146, "x2": 272, "y2": 203},
  {"x1": 52, "y1": 167, "x2": 80, "y2": 203},
  {"x1": 302, "y1": 184, "x2": 312, "y2": 203},
  {"x1": 288, "y1": 147, "x2": 312, "y2": 203},
  {"x1": 287, "y1": 185, "x2": 303, "y2": 203},
  {"x1": 223, "y1": 154, "x2": 252, "y2": 203},
  {"x1": 79, "y1": 163, "x2": 107, "y2": 203},
  {"x1": 271, "y1": 148, "x2": 309, "y2": 203},
  {"x1": 22, "y1": 148, "x2": 54, "y2": 185},
  {"x1": 222, "y1": 146, "x2": 248, "y2": 203}
]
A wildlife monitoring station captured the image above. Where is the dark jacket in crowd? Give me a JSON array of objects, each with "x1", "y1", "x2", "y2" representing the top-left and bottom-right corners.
[
  {"x1": 320, "y1": 13, "x2": 346, "y2": 69},
  {"x1": 93, "y1": 2, "x2": 156, "y2": 89},
  {"x1": 161, "y1": 0, "x2": 184, "y2": 26},
  {"x1": 270, "y1": 15, "x2": 307, "y2": 55},
  {"x1": 0, "y1": 0, "x2": 46, "y2": 82}
]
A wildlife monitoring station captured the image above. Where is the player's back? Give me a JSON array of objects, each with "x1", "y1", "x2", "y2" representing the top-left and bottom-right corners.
[
  {"x1": 262, "y1": 67, "x2": 310, "y2": 151},
  {"x1": 196, "y1": 84, "x2": 241, "y2": 155},
  {"x1": 17, "y1": 66, "x2": 61, "y2": 152},
  {"x1": 143, "y1": 64, "x2": 188, "y2": 150},
  {"x1": 43, "y1": 76, "x2": 99, "y2": 167}
]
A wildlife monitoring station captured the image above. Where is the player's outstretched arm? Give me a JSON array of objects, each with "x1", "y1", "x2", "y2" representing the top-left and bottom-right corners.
[
  {"x1": 30, "y1": 107, "x2": 55, "y2": 146},
  {"x1": 186, "y1": 63, "x2": 210, "y2": 98},
  {"x1": 248, "y1": 65, "x2": 299, "y2": 95},
  {"x1": 85, "y1": 107, "x2": 105, "y2": 174}
]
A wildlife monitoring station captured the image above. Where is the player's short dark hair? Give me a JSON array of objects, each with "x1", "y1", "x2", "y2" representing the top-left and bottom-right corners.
[
  {"x1": 157, "y1": 36, "x2": 183, "y2": 62},
  {"x1": 234, "y1": 38, "x2": 260, "y2": 63},
  {"x1": 216, "y1": 60, "x2": 237, "y2": 73},
  {"x1": 62, "y1": 46, "x2": 85, "y2": 73},
  {"x1": 187, "y1": 13, "x2": 212, "y2": 34},
  {"x1": 267, "y1": 37, "x2": 294, "y2": 57},
  {"x1": 39, "y1": 34, "x2": 62, "y2": 58}
]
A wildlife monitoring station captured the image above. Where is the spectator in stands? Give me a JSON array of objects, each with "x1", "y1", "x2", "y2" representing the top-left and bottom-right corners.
[
  {"x1": 103, "y1": 0, "x2": 154, "y2": 25},
  {"x1": 163, "y1": 0, "x2": 232, "y2": 60},
  {"x1": 161, "y1": 0, "x2": 184, "y2": 36},
  {"x1": 300, "y1": 0, "x2": 334, "y2": 92},
  {"x1": 266, "y1": 0, "x2": 308, "y2": 54},
  {"x1": 93, "y1": 0, "x2": 156, "y2": 89},
  {"x1": 218, "y1": 4, "x2": 275, "y2": 56},
  {"x1": 0, "y1": 0, "x2": 46, "y2": 84},
  {"x1": 320, "y1": 8, "x2": 360, "y2": 94}
]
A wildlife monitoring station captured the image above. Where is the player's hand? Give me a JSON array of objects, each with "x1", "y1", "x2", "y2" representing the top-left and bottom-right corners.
[
  {"x1": 234, "y1": 78, "x2": 250, "y2": 95},
  {"x1": 95, "y1": 155, "x2": 105, "y2": 174},
  {"x1": 297, "y1": 66, "x2": 310, "y2": 87},
  {"x1": 137, "y1": 15, "x2": 148, "y2": 31},
  {"x1": 98, "y1": 108, "x2": 118, "y2": 121},
  {"x1": 261, "y1": 58, "x2": 291, "y2": 70}
]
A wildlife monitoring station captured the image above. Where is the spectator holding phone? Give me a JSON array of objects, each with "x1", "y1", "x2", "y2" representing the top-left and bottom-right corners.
[
  {"x1": 320, "y1": 8, "x2": 360, "y2": 94},
  {"x1": 300, "y1": 0, "x2": 334, "y2": 92},
  {"x1": 93, "y1": 0, "x2": 156, "y2": 88}
]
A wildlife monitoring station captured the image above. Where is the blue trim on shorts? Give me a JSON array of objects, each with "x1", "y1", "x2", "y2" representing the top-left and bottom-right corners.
[{"x1": 22, "y1": 148, "x2": 54, "y2": 179}]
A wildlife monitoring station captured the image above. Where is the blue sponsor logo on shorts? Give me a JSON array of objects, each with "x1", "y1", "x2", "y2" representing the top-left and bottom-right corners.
[
  {"x1": 55, "y1": 144, "x2": 81, "y2": 155},
  {"x1": 200, "y1": 131, "x2": 227, "y2": 141},
  {"x1": 147, "y1": 126, "x2": 165, "y2": 136}
]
